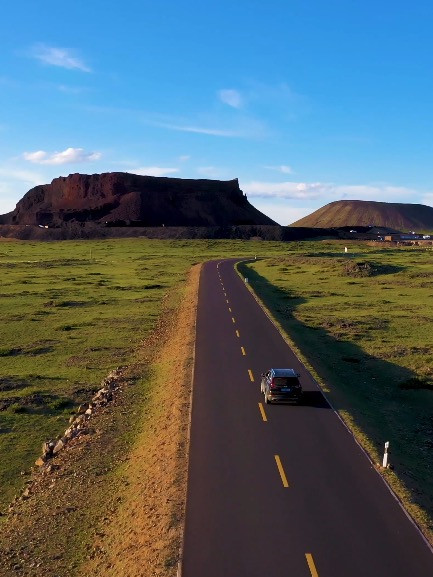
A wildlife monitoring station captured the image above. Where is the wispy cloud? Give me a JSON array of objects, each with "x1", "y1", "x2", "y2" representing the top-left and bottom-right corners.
[
  {"x1": 154, "y1": 121, "x2": 243, "y2": 137},
  {"x1": 29, "y1": 43, "x2": 91, "y2": 72},
  {"x1": 0, "y1": 167, "x2": 47, "y2": 213},
  {"x1": 334, "y1": 184, "x2": 415, "y2": 199},
  {"x1": 243, "y1": 180, "x2": 424, "y2": 202},
  {"x1": 23, "y1": 147, "x2": 101, "y2": 165},
  {"x1": 196, "y1": 166, "x2": 220, "y2": 178},
  {"x1": 264, "y1": 165, "x2": 293, "y2": 174},
  {"x1": 57, "y1": 84, "x2": 88, "y2": 94},
  {"x1": 0, "y1": 167, "x2": 44, "y2": 188},
  {"x1": 127, "y1": 166, "x2": 179, "y2": 177},
  {"x1": 243, "y1": 181, "x2": 329, "y2": 199},
  {"x1": 0, "y1": 76, "x2": 18, "y2": 88},
  {"x1": 218, "y1": 89, "x2": 243, "y2": 109}
]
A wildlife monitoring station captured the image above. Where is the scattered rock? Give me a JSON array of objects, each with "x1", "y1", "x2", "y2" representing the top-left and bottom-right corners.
[
  {"x1": 52, "y1": 439, "x2": 65, "y2": 455},
  {"x1": 14, "y1": 367, "x2": 127, "y2": 506}
]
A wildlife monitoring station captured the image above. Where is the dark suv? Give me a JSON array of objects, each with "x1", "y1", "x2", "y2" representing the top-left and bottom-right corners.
[{"x1": 260, "y1": 368, "x2": 302, "y2": 404}]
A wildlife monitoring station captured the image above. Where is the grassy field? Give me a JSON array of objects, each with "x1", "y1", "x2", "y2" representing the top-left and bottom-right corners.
[
  {"x1": 0, "y1": 237, "x2": 285, "y2": 509},
  {"x1": 238, "y1": 240, "x2": 433, "y2": 532},
  {"x1": 1, "y1": 236, "x2": 433, "y2": 540}
]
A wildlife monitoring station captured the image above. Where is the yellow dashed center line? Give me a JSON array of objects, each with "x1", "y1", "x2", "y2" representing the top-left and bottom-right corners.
[
  {"x1": 241, "y1": 346, "x2": 246, "y2": 355},
  {"x1": 248, "y1": 369, "x2": 254, "y2": 382},
  {"x1": 228, "y1": 307, "x2": 232, "y2": 312},
  {"x1": 226, "y1": 299, "x2": 229, "y2": 304},
  {"x1": 305, "y1": 553, "x2": 319, "y2": 577},
  {"x1": 274, "y1": 455, "x2": 289, "y2": 488},
  {"x1": 232, "y1": 317, "x2": 236, "y2": 324},
  {"x1": 258, "y1": 402, "x2": 267, "y2": 422},
  {"x1": 235, "y1": 330, "x2": 240, "y2": 338}
]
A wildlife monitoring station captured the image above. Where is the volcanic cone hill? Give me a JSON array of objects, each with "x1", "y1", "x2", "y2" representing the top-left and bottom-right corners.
[
  {"x1": 0, "y1": 172, "x2": 277, "y2": 227},
  {"x1": 291, "y1": 200, "x2": 433, "y2": 232}
]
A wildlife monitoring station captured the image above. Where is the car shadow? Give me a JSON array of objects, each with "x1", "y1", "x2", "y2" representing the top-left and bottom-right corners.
[{"x1": 301, "y1": 390, "x2": 331, "y2": 409}]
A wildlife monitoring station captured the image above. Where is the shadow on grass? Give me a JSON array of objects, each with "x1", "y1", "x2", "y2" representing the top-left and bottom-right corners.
[
  {"x1": 302, "y1": 390, "x2": 331, "y2": 408},
  {"x1": 237, "y1": 262, "x2": 428, "y2": 446}
]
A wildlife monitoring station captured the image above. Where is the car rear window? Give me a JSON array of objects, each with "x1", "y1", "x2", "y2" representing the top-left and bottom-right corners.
[{"x1": 273, "y1": 377, "x2": 299, "y2": 387}]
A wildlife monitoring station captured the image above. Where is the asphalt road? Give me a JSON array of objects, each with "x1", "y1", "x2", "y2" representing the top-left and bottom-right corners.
[{"x1": 181, "y1": 259, "x2": 433, "y2": 577}]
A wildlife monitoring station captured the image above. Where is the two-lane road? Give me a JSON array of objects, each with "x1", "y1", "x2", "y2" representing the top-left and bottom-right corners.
[{"x1": 182, "y1": 259, "x2": 433, "y2": 576}]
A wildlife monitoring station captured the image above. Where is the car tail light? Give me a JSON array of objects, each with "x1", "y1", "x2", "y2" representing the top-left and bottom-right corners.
[{"x1": 270, "y1": 379, "x2": 277, "y2": 389}]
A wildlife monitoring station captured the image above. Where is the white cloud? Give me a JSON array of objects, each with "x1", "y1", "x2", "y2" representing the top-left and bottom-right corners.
[
  {"x1": 421, "y1": 193, "x2": 433, "y2": 208},
  {"x1": 218, "y1": 89, "x2": 243, "y2": 109},
  {"x1": 23, "y1": 147, "x2": 102, "y2": 165},
  {"x1": 29, "y1": 43, "x2": 91, "y2": 72},
  {"x1": 178, "y1": 155, "x2": 191, "y2": 162},
  {"x1": 243, "y1": 180, "x2": 424, "y2": 203},
  {"x1": 243, "y1": 180, "x2": 330, "y2": 199},
  {"x1": 251, "y1": 200, "x2": 310, "y2": 225},
  {"x1": 0, "y1": 167, "x2": 47, "y2": 214},
  {"x1": 264, "y1": 165, "x2": 293, "y2": 174},
  {"x1": 127, "y1": 166, "x2": 179, "y2": 177}
]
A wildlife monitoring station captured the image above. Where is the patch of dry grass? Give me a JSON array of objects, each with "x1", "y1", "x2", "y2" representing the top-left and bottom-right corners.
[{"x1": 78, "y1": 264, "x2": 201, "y2": 576}]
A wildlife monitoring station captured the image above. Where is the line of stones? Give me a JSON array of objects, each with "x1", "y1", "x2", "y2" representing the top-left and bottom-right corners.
[{"x1": 9, "y1": 367, "x2": 125, "y2": 509}]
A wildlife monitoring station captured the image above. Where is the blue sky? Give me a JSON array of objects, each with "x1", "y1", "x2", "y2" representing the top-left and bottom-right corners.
[{"x1": 1, "y1": 0, "x2": 433, "y2": 224}]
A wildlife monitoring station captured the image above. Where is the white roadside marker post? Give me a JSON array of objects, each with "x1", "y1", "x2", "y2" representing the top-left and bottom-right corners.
[
  {"x1": 244, "y1": 277, "x2": 248, "y2": 283},
  {"x1": 382, "y1": 441, "x2": 390, "y2": 468}
]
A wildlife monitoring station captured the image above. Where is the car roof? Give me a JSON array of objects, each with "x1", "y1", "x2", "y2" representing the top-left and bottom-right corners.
[{"x1": 270, "y1": 368, "x2": 298, "y2": 377}]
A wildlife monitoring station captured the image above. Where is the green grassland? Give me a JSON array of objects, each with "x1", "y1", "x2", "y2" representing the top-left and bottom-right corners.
[
  {"x1": 1, "y1": 237, "x2": 432, "y2": 538},
  {"x1": 238, "y1": 240, "x2": 433, "y2": 531},
  {"x1": 0, "y1": 237, "x2": 283, "y2": 508}
]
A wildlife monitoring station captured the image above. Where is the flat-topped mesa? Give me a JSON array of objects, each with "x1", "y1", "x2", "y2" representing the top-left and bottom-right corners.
[{"x1": 2, "y1": 172, "x2": 276, "y2": 227}]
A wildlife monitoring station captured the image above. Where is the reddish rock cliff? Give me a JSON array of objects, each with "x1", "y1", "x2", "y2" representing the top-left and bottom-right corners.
[{"x1": 1, "y1": 172, "x2": 276, "y2": 227}]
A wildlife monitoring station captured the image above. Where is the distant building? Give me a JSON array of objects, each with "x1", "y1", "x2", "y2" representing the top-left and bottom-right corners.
[{"x1": 385, "y1": 234, "x2": 421, "y2": 241}]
